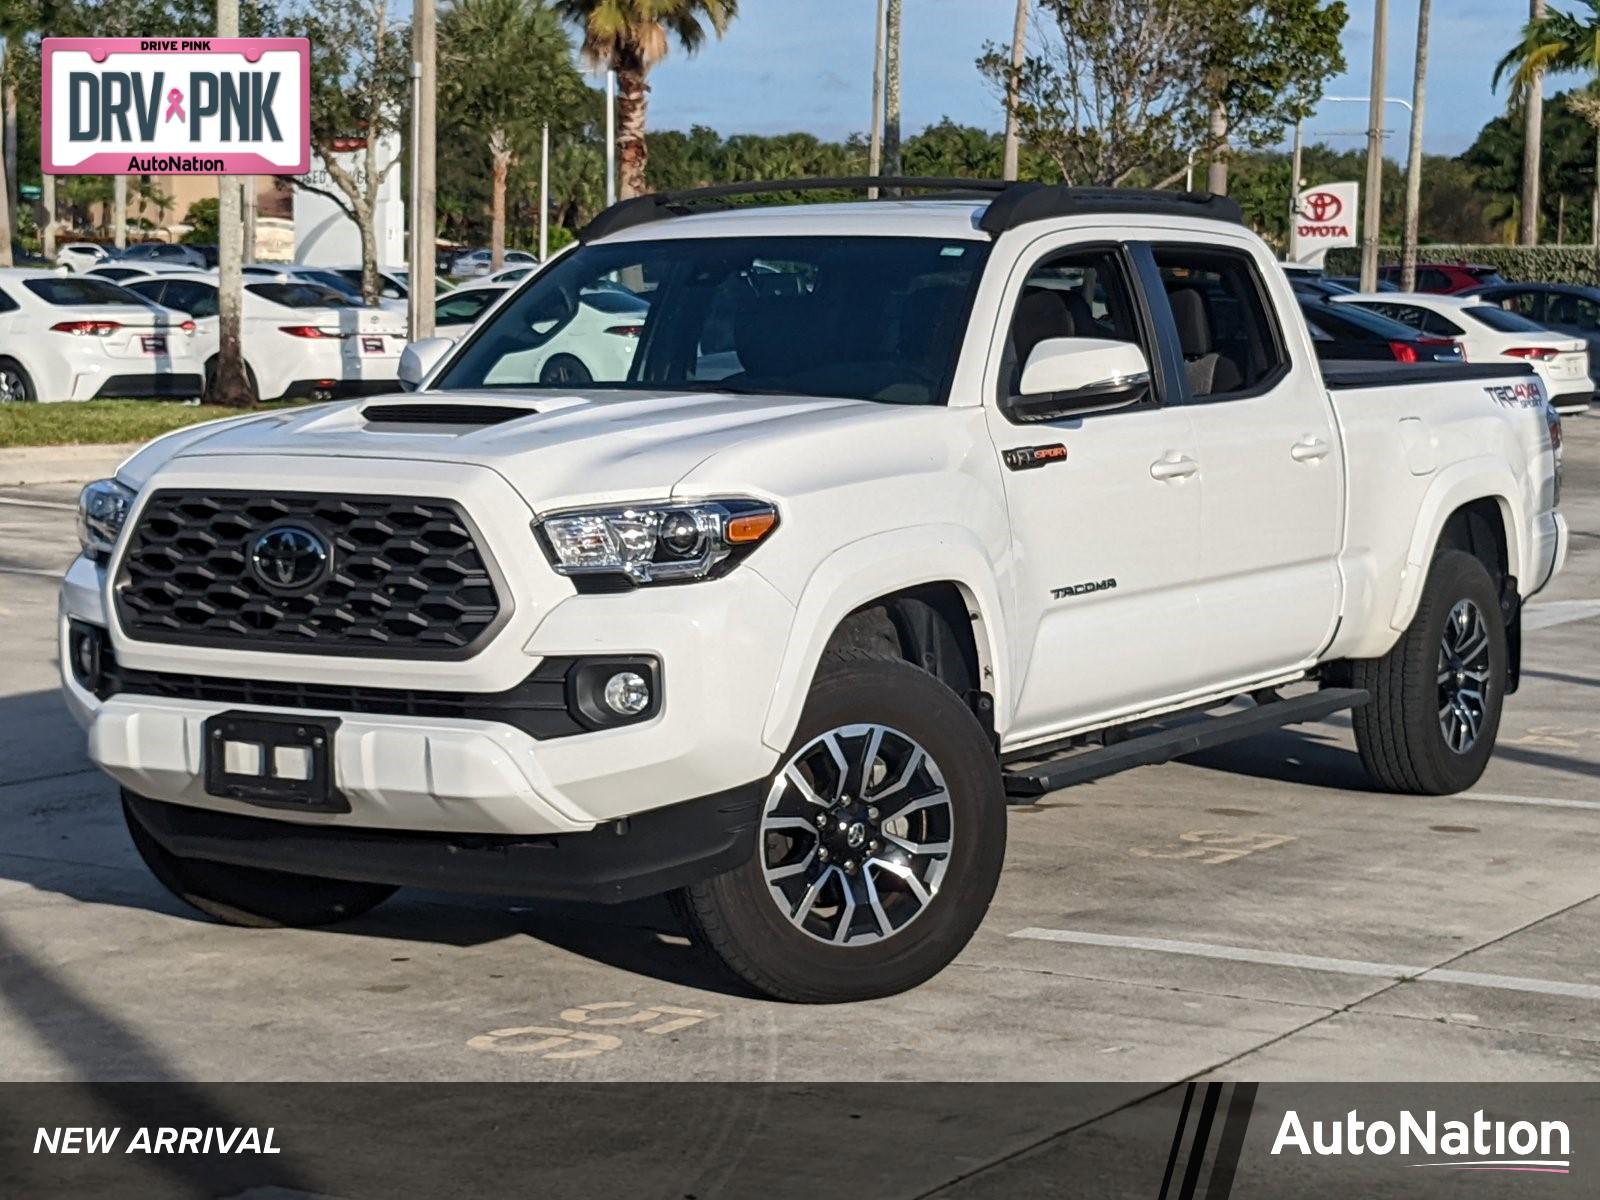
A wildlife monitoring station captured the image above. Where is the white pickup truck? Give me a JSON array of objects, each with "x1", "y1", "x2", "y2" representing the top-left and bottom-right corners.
[{"x1": 60, "y1": 181, "x2": 1568, "y2": 1003}]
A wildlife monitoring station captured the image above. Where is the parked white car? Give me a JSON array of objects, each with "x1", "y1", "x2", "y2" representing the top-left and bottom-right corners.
[
  {"x1": 1333, "y1": 292, "x2": 1592, "y2": 414},
  {"x1": 0, "y1": 269, "x2": 203, "y2": 402},
  {"x1": 433, "y1": 285, "x2": 508, "y2": 335},
  {"x1": 451, "y1": 249, "x2": 537, "y2": 279},
  {"x1": 63, "y1": 184, "x2": 1567, "y2": 1003},
  {"x1": 122, "y1": 271, "x2": 408, "y2": 402},
  {"x1": 56, "y1": 243, "x2": 111, "y2": 273},
  {"x1": 410, "y1": 284, "x2": 650, "y2": 386}
]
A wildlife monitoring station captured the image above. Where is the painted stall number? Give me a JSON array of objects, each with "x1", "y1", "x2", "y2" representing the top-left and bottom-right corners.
[{"x1": 1129, "y1": 830, "x2": 1296, "y2": 865}]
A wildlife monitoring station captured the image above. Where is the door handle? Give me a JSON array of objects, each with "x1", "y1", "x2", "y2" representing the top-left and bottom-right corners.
[
  {"x1": 1150, "y1": 453, "x2": 1199, "y2": 481},
  {"x1": 1291, "y1": 436, "x2": 1331, "y2": 462}
]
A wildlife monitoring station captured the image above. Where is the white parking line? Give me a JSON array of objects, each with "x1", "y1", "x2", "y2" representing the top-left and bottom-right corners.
[
  {"x1": 1523, "y1": 599, "x2": 1600, "y2": 631},
  {"x1": 1463, "y1": 792, "x2": 1600, "y2": 813},
  {"x1": 1009, "y1": 928, "x2": 1600, "y2": 1001},
  {"x1": 0, "y1": 496, "x2": 75, "y2": 511}
]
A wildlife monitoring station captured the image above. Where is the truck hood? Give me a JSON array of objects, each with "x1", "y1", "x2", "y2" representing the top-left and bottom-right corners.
[{"x1": 124, "y1": 388, "x2": 909, "y2": 507}]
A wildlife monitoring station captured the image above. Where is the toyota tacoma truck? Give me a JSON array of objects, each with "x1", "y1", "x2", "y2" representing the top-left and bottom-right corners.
[{"x1": 60, "y1": 180, "x2": 1568, "y2": 1003}]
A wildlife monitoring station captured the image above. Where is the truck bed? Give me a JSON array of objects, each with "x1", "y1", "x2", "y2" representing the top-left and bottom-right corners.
[{"x1": 1321, "y1": 361, "x2": 1536, "y2": 390}]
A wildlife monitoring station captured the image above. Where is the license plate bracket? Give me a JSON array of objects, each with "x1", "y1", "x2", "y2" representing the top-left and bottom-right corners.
[{"x1": 203, "y1": 711, "x2": 348, "y2": 812}]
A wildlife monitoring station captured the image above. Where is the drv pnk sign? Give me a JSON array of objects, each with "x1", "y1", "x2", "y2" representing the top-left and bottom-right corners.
[{"x1": 42, "y1": 38, "x2": 309, "y2": 175}]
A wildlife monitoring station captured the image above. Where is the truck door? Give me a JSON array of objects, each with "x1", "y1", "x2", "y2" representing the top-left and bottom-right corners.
[
  {"x1": 983, "y1": 239, "x2": 1206, "y2": 744},
  {"x1": 1141, "y1": 240, "x2": 1344, "y2": 680}
]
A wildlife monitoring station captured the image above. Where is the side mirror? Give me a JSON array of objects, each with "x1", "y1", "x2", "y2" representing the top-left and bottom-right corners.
[
  {"x1": 398, "y1": 336, "x2": 456, "y2": 391},
  {"x1": 1004, "y1": 337, "x2": 1152, "y2": 423}
]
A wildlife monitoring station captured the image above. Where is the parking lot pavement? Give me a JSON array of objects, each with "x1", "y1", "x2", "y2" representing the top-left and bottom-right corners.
[{"x1": 2, "y1": 417, "x2": 1599, "y2": 1088}]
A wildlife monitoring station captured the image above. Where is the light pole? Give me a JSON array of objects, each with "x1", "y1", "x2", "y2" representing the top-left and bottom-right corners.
[
  {"x1": 1360, "y1": 0, "x2": 1390, "y2": 293},
  {"x1": 212, "y1": 0, "x2": 251, "y2": 405},
  {"x1": 1522, "y1": 0, "x2": 1546, "y2": 246},
  {"x1": 413, "y1": 0, "x2": 437, "y2": 337},
  {"x1": 539, "y1": 124, "x2": 549, "y2": 263},
  {"x1": 605, "y1": 70, "x2": 617, "y2": 207}
]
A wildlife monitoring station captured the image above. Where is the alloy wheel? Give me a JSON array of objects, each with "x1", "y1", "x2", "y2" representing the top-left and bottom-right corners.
[
  {"x1": 1437, "y1": 598, "x2": 1492, "y2": 754},
  {"x1": 760, "y1": 723, "x2": 954, "y2": 946}
]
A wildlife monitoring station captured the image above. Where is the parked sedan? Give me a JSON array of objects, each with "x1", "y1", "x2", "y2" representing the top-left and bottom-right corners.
[
  {"x1": 0, "y1": 269, "x2": 203, "y2": 402},
  {"x1": 117, "y1": 242, "x2": 209, "y2": 269},
  {"x1": 1462, "y1": 281, "x2": 1600, "y2": 393},
  {"x1": 1297, "y1": 296, "x2": 1465, "y2": 365},
  {"x1": 434, "y1": 285, "x2": 508, "y2": 335},
  {"x1": 122, "y1": 271, "x2": 408, "y2": 403},
  {"x1": 1332, "y1": 292, "x2": 1591, "y2": 414},
  {"x1": 450, "y1": 249, "x2": 537, "y2": 279}
]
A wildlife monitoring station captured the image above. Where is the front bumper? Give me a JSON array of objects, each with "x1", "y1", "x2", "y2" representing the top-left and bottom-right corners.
[
  {"x1": 123, "y1": 781, "x2": 762, "y2": 904},
  {"x1": 60, "y1": 458, "x2": 795, "y2": 841}
]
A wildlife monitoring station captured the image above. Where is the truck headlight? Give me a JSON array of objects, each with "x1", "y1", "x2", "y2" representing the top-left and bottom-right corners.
[
  {"x1": 76, "y1": 478, "x2": 136, "y2": 559},
  {"x1": 534, "y1": 498, "x2": 778, "y2": 585}
]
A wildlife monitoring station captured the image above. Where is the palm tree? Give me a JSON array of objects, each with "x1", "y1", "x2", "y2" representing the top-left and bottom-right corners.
[
  {"x1": 1495, "y1": 1, "x2": 1589, "y2": 245},
  {"x1": 553, "y1": 0, "x2": 738, "y2": 199}
]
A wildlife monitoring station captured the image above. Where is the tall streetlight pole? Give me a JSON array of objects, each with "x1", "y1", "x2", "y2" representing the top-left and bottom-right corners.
[
  {"x1": 1002, "y1": 0, "x2": 1028, "y2": 181},
  {"x1": 1400, "y1": 0, "x2": 1431, "y2": 291},
  {"x1": 605, "y1": 70, "x2": 617, "y2": 207},
  {"x1": 408, "y1": 0, "x2": 437, "y2": 339},
  {"x1": 1521, "y1": 0, "x2": 1546, "y2": 246},
  {"x1": 884, "y1": 0, "x2": 902, "y2": 181},
  {"x1": 112, "y1": 174, "x2": 127, "y2": 250},
  {"x1": 1360, "y1": 0, "x2": 1389, "y2": 293}
]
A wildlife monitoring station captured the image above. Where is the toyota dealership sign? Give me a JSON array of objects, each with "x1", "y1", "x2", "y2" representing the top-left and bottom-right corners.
[
  {"x1": 1288, "y1": 181, "x2": 1359, "y2": 267},
  {"x1": 42, "y1": 37, "x2": 310, "y2": 175}
]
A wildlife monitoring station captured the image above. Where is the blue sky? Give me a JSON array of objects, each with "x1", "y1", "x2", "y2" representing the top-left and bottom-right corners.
[{"x1": 631, "y1": 0, "x2": 1571, "y2": 157}]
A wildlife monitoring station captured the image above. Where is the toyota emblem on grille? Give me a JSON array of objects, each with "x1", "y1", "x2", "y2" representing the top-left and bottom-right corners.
[{"x1": 249, "y1": 525, "x2": 330, "y2": 593}]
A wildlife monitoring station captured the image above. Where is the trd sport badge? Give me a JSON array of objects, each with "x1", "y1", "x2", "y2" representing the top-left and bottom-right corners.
[{"x1": 1002, "y1": 443, "x2": 1068, "y2": 471}]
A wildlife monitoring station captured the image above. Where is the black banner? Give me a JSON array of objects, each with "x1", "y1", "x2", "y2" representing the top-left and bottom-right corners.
[{"x1": 4, "y1": 1083, "x2": 1597, "y2": 1197}]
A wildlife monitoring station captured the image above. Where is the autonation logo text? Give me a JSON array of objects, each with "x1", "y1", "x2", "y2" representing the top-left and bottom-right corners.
[{"x1": 1272, "y1": 1109, "x2": 1571, "y2": 1175}]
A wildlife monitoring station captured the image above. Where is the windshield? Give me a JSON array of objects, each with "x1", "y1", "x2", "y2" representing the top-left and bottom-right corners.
[{"x1": 435, "y1": 235, "x2": 991, "y2": 404}]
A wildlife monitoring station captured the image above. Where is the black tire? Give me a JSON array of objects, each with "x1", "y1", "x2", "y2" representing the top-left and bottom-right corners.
[
  {"x1": 539, "y1": 354, "x2": 592, "y2": 386},
  {"x1": 0, "y1": 357, "x2": 36, "y2": 403},
  {"x1": 123, "y1": 793, "x2": 396, "y2": 928},
  {"x1": 675, "y1": 650, "x2": 1006, "y2": 1003},
  {"x1": 1352, "y1": 550, "x2": 1507, "y2": 795}
]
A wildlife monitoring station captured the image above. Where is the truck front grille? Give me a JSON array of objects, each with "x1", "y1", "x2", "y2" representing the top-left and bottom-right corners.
[{"x1": 114, "y1": 490, "x2": 507, "y2": 658}]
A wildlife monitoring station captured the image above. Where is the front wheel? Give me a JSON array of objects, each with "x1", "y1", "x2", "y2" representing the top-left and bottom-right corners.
[
  {"x1": 1352, "y1": 550, "x2": 1508, "y2": 795},
  {"x1": 675, "y1": 652, "x2": 1006, "y2": 1003},
  {"x1": 123, "y1": 793, "x2": 396, "y2": 927}
]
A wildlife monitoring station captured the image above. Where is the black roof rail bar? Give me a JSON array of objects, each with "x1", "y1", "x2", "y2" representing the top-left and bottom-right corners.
[
  {"x1": 576, "y1": 177, "x2": 1244, "y2": 244},
  {"x1": 978, "y1": 184, "x2": 1244, "y2": 233},
  {"x1": 579, "y1": 176, "x2": 1014, "y2": 243}
]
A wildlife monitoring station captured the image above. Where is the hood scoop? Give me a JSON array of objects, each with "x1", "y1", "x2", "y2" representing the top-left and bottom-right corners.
[{"x1": 360, "y1": 402, "x2": 538, "y2": 429}]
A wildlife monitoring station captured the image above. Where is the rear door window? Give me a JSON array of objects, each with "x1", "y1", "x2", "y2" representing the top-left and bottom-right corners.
[
  {"x1": 24, "y1": 277, "x2": 147, "y2": 306},
  {"x1": 1151, "y1": 247, "x2": 1288, "y2": 400}
]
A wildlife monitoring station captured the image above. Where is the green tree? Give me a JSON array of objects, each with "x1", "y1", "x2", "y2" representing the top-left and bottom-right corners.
[
  {"x1": 182, "y1": 197, "x2": 219, "y2": 243},
  {"x1": 442, "y1": 0, "x2": 587, "y2": 269},
  {"x1": 1194, "y1": 0, "x2": 1347, "y2": 194},
  {"x1": 1496, "y1": 1, "x2": 1600, "y2": 244},
  {"x1": 279, "y1": 0, "x2": 411, "y2": 304},
  {"x1": 552, "y1": 0, "x2": 738, "y2": 198}
]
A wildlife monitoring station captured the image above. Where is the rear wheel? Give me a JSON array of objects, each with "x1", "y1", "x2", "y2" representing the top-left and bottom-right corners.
[
  {"x1": 123, "y1": 793, "x2": 396, "y2": 927},
  {"x1": 539, "y1": 354, "x2": 592, "y2": 386},
  {"x1": 675, "y1": 652, "x2": 1005, "y2": 1002},
  {"x1": 0, "y1": 358, "x2": 36, "y2": 402},
  {"x1": 1352, "y1": 550, "x2": 1507, "y2": 795}
]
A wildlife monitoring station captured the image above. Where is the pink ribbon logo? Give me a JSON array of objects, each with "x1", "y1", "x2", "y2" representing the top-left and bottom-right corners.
[{"x1": 164, "y1": 88, "x2": 185, "y2": 123}]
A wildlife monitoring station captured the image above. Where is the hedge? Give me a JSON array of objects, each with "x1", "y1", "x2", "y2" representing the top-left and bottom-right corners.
[{"x1": 1323, "y1": 244, "x2": 1600, "y2": 285}]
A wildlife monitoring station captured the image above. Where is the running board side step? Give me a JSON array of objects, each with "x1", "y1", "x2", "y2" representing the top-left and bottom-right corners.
[{"x1": 1002, "y1": 687, "x2": 1369, "y2": 800}]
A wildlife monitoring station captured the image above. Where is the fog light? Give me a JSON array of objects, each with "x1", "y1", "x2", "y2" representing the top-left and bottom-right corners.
[{"x1": 603, "y1": 670, "x2": 651, "y2": 716}]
